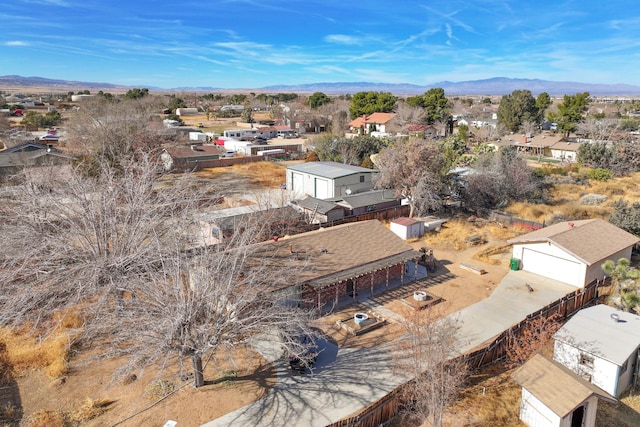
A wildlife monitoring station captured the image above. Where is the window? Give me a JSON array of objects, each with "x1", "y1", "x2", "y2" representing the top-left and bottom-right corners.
[
  {"x1": 359, "y1": 175, "x2": 365, "y2": 183},
  {"x1": 579, "y1": 353, "x2": 594, "y2": 369}
]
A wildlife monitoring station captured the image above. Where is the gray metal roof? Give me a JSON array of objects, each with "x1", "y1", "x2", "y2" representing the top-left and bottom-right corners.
[
  {"x1": 329, "y1": 189, "x2": 398, "y2": 209},
  {"x1": 553, "y1": 304, "x2": 640, "y2": 366},
  {"x1": 287, "y1": 162, "x2": 377, "y2": 179},
  {"x1": 294, "y1": 196, "x2": 341, "y2": 214}
]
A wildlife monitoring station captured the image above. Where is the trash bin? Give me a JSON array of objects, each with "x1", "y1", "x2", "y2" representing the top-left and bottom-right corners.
[{"x1": 510, "y1": 258, "x2": 520, "y2": 271}]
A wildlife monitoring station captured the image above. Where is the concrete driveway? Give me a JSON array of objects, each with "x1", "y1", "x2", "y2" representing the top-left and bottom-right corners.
[{"x1": 202, "y1": 269, "x2": 577, "y2": 427}]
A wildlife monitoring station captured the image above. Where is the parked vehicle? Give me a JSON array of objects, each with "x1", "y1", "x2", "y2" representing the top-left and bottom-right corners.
[{"x1": 288, "y1": 334, "x2": 318, "y2": 373}]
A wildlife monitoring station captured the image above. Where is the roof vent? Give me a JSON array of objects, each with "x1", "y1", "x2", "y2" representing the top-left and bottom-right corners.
[{"x1": 611, "y1": 313, "x2": 620, "y2": 323}]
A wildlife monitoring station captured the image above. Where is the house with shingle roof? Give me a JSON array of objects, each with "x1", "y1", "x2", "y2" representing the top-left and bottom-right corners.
[
  {"x1": 291, "y1": 196, "x2": 345, "y2": 224},
  {"x1": 242, "y1": 220, "x2": 422, "y2": 312},
  {"x1": 553, "y1": 304, "x2": 640, "y2": 399},
  {"x1": 511, "y1": 353, "x2": 616, "y2": 427},
  {"x1": 507, "y1": 219, "x2": 639, "y2": 287},
  {"x1": 160, "y1": 144, "x2": 226, "y2": 172},
  {"x1": 329, "y1": 189, "x2": 401, "y2": 216}
]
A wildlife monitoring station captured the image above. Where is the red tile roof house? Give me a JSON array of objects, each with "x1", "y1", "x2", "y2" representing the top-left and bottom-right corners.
[
  {"x1": 347, "y1": 113, "x2": 397, "y2": 137},
  {"x1": 246, "y1": 220, "x2": 423, "y2": 313}
]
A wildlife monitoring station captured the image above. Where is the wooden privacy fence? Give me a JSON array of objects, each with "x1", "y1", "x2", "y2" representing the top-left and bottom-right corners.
[
  {"x1": 326, "y1": 277, "x2": 609, "y2": 427},
  {"x1": 324, "y1": 205, "x2": 411, "y2": 228},
  {"x1": 490, "y1": 210, "x2": 544, "y2": 230}
]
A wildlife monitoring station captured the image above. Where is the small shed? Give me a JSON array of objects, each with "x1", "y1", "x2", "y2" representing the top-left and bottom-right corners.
[
  {"x1": 390, "y1": 217, "x2": 424, "y2": 240},
  {"x1": 511, "y1": 354, "x2": 615, "y2": 427},
  {"x1": 553, "y1": 304, "x2": 640, "y2": 398}
]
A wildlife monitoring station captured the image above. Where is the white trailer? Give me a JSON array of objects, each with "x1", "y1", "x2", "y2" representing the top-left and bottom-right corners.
[
  {"x1": 223, "y1": 139, "x2": 253, "y2": 155},
  {"x1": 189, "y1": 132, "x2": 208, "y2": 142},
  {"x1": 223, "y1": 129, "x2": 259, "y2": 139}
]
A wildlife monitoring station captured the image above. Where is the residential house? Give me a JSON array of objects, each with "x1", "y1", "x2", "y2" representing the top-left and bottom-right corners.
[
  {"x1": 161, "y1": 144, "x2": 226, "y2": 172},
  {"x1": 405, "y1": 124, "x2": 436, "y2": 138},
  {"x1": 511, "y1": 353, "x2": 616, "y2": 427},
  {"x1": 290, "y1": 196, "x2": 345, "y2": 224},
  {"x1": 242, "y1": 220, "x2": 422, "y2": 312},
  {"x1": 329, "y1": 189, "x2": 401, "y2": 216},
  {"x1": 195, "y1": 205, "x2": 303, "y2": 246},
  {"x1": 553, "y1": 304, "x2": 640, "y2": 398},
  {"x1": 286, "y1": 162, "x2": 378, "y2": 199},
  {"x1": 348, "y1": 113, "x2": 396, "y2": 137},
  {"x1": 549, "y1": 139, "x2": 581, "y2": 163},
  {"x1": 0, "y1": 145, "x2": 76, "y2": 180},
  {"x1": 507, "y1": 219, "x2": 640, "y2": 287}
]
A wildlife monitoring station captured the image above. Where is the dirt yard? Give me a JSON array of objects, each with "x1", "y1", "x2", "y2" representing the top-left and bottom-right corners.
[{"x1": 2, "y1": 214, "x2": 515, "y2": 427}]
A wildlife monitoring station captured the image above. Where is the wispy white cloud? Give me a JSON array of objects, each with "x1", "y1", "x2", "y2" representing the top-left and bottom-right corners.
[
  {"x1": 324, "y1": 34, "x2": 362, "y2": 46},
  {"x1": 4, "y1": 41, "x2": 30, "y2": 46},
  {"x1": 18, "y1": 0, "x2": 71, "y2": 6}
]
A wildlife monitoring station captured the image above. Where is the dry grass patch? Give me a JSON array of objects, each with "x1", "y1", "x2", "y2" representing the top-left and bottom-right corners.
[
  {"x1": 197, "y1": 162, "x2": 286, "y2": 188},
  {"x1": 26, "y1": 397, "x2": 115, "y2": 427},
  {"x1": 473, "y1": 245, "x2": 512, "y2": 266},
  {"x1": 446, "y1": 365, "x2": 525, "y2": 427},
  {"x1": 0, "y1": 329, "x2": 73, "y2": 378},
  {"x1": 597, "y1": 388, "x2": 640, "y2": 427},
  {"x1": 421, "y1": 219, "x2": 485, "y2": 251},
  {"x1": 0, "y1": 308, "x2": 84, "y2": 379},
  {"x1": 505, "y1": 202, "x2": 554, "y2": 222}
]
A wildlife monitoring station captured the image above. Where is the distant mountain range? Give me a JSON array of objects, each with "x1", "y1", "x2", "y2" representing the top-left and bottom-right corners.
[{"x1": 2, "y1": 75, "x2": 640, "y2": 96}]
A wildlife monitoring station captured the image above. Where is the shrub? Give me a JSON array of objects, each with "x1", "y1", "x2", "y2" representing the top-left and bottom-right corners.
[
  {"x1": 588, "y1": 168, "x2": 613, "y2": 181},
  {"x1": 145, "y1": 379, "x2": 176, "y2": 401},
  {"x1": 27, "y1": 409, "x2": 68, "y2": 427},
  {"x1": 70, "y1": 397, "x2": 114, "y2": 422}
]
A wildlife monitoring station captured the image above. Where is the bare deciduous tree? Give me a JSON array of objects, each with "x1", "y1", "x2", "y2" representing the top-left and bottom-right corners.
[
  {"x1": 395, "y1": 309, "x2": 468, "y2": 427},
  {"x1": 96, "y1": 232, "x2": 317, "y2": 387},
  {"x1": 0, "y1": 154, "x2": 318, "y2": 388},
  {"x1": 374, "y1": 137, "x2": 445, "y2": 217},
  {"x1": 64, "y1": 96, "x2": 169, "y2": 167},
  {"x1": 576, "y1": 117, "x2": 620, "y2": 141}
]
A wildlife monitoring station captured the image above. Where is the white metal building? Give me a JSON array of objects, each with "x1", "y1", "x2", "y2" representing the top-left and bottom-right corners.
[
  {"x1": 507, "y1": 219, "x2": 639, "y2": 288},
  {"x1": 553, "y1": 304, "x2": 640, "y2": 398},
  {"x1": 286, "y1": 162, "x2": 378, "y2": 199}
]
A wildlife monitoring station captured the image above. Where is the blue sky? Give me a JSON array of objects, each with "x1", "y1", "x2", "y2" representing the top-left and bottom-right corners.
[{"x1": 2, "y1": 0, "x2": 640, "y2": 89}]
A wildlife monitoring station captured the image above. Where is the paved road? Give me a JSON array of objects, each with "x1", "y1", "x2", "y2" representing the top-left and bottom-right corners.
[{"x1": 202, "y1": 270, "x2": 577, "y2": 427}]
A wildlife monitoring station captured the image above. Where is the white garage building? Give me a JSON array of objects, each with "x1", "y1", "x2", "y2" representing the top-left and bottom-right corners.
[
  {"x1": 286, "y1": 162, "x2": 378, "y2": 199},
  {"x1": 507, "y1": 219, "x2": 639, "y2": 288}
]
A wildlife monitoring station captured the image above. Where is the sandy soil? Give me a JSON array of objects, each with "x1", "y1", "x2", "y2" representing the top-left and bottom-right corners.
[
  {"x1": 8, "y1": 345, "x2": 275, "y2": 427},
  {"x1": 4, "y1": 237, "x2": 509, "y2": 427}
]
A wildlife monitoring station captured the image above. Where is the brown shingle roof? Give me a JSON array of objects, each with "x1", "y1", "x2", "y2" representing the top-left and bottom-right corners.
[
  {"x1": 164, "y1": 145, "x2": 224, "y2": 159},
  {"x1": 507, "y1": 219, "x2": 640, "y2": 265},
  {"x1": 511, "y1": 354, "x2": 616, "y2": 417},
  {"x1": 250, "y1": 220, "x2": 420, "y2": 289}
]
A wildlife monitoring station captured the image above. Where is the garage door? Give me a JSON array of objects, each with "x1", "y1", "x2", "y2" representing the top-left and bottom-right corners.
[
  {"x1": 314, "y1": 178, "x2": 329, "y2": 199},
  {"x1": 291, "y1": 172, "x2": 304, "y2": 195},
  {"x1": 522, "y1": 248, "x2": 582, "y2": 286}
]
